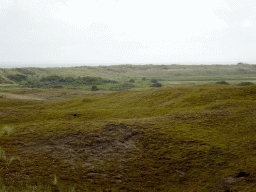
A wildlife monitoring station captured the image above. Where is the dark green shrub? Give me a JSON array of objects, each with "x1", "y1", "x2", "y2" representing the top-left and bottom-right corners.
[
  {"x1": 151, "y1": 79, "x2": 158, "y2": 83},
  {"x1": 150, "y1": 82, "x2": 162, "y2": 87},
  {"x1": 40, "y1": 75, "x2": 62, "y2": 82},
  {"x1": 91, "y1": 85, "x2": 99, "y2": 91},
  {"x1": 142, "y1": 77, "x2": 146, "y2": 81},
  {"x1": 129, "y1": 79, "x2": 135, "y2": 83},
  {"x1": 237, "y1": 82, "x2": 254, "y2": 86},
  {"x1": 215, "y1": 81, "x2": 229, "y2": 85},
  {"x1": 64, "y1": 77, "x2": 76, "y2": 83},
  {"x1": 81, "y1": 76, "x2": 103, "y2": 85},
  {"x1": 7, "y1": 74, "x2": 28, "y2": 82}
]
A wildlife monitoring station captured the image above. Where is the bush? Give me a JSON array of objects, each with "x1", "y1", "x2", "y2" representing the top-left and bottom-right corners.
[
  {"x1": 64, "y1": 77, "x2": 76, "y2": 83},
  {"x1": 150, "y1": 82, "x2": 162, "y2": 87},
  {"x1": 142, "y1": 77, "x2": 146, "y2": 81},
  {"x1": 151, "y1": 79, "x2": 158, "y2": 83},
  {"x1": 237, "y1": 62, "x2": 248, "y2": 65},
  {"x1": 7, "y1": 74, "x2": 27, "y2": 82},
  {"x1": 237, "y1": 82, "x2": 254, "y2": 86},
  {"x1": 81, "y1": 76, "x2": 103, "y2": 85},
  {"x1": 215, "y1": 81, "x2": 229, "y2": 85},
  {"x1": 91, "y1": 85, "x2": 99, "y2": 91},
  {"x1": 129, "y1": 79, "x2": 135, "y2": 83},
  {"x1": 40, "y1": 75, "x2": 62, "y2": 82}
]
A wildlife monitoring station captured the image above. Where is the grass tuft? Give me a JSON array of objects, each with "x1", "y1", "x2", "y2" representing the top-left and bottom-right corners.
[
  {"x1": 6, "y1": 157, "x2": 15, "y2": 167},
  {"x1": 17, "y1": 157, "x2": 25, "y2": 168},
  {"x1": 52, "y1": 175, "x2": 58, "y2": 185},
  {"x1": 1, "y1": 125, "x2": 14, "y2": 136},
  {"x1": 0, "y1": 147, "x2": 6, "y2": 160}
]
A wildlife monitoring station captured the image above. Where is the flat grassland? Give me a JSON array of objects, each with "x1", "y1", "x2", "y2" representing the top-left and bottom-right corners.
[{"x1": 0, "y1": 64, "x2": 256, "y2": 191}]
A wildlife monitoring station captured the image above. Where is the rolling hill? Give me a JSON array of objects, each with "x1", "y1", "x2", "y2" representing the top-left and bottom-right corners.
[{"x1": 0, "y1": 83, "x2": 256, "y2": 191}]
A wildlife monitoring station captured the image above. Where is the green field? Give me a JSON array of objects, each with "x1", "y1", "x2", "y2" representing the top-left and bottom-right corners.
[{"x1": 0, "y1": 64, "x2": 256, "y2": 191}]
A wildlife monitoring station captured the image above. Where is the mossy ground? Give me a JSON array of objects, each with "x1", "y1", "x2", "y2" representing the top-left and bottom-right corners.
[{"x1": 0, "y1": 84, "x2": 256, "y2": 191}]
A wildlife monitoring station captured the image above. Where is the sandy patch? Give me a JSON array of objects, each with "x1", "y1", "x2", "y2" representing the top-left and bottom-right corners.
[{"x1": 0, "y1": 92, "x2": 45, "y2": 100}]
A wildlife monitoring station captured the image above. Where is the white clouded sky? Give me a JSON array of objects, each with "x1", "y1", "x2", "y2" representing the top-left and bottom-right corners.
[{"x1": 0, "y1": 0, "x2": 256, "y2": 67}]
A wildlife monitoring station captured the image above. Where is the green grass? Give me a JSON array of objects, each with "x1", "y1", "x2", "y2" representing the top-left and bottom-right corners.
[{"x1": 0, "y1": 84, "x2": 256, "y2": 191}]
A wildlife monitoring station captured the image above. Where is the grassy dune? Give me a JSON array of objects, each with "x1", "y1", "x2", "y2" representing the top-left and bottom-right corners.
[{"x1": 0, "y1": 83, "x2": 256, "y2": 191}]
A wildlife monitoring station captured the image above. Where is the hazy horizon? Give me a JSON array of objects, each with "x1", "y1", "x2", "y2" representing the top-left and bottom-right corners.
[
  {"x1": 1, "y1": 61, "x2": 256, "y2": 68},
  {"x1": 1, "y1": 0, "x2": 256, "y2": 67}
]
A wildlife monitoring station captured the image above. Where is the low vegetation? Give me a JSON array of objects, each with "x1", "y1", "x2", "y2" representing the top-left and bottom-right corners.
[
  {"x1": 22, "y1": 75, "x2": 118, "y2": 89},
  {"x1": 0, "y1": 83, "x2": 256, "y2": 191},
  {"x1": 215, "y1": 80, "x2": 230, "y2": 85},
  {"x1": 1, "y1": 64, "x2": 256, "y2": 90},
  {"x1": 237, "y1": 82, "x2": 254, "y2": 86}
]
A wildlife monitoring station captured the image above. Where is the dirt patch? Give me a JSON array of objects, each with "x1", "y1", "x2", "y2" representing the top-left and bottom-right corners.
[
  {"x1": 20, "y1": 124, "x2": 141, "y2": 170},
  {"x1": 215, "y1": 171, "x2": 250, "y2": 192}
]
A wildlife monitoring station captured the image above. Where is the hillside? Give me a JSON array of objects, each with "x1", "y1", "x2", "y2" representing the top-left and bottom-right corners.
[
  {"x1": 0, "y1": 84, "x2": 256, "y2": 191},
  {"x1": 1, "y1": 64, "x2": 256, "y2": 89}
]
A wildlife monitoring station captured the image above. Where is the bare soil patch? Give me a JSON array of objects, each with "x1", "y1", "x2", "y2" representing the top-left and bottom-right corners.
[
  {"x1": 0, "y1": 92, "x2": 44, "y2": 101},
  {"x1": 20, "y1": 124, "x2": 141, "y2": 170}
]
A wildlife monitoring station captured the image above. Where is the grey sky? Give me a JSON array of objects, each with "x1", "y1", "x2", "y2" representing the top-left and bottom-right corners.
[{"x1": 1, "y1": 0, "x2": 256, "y2": 67}]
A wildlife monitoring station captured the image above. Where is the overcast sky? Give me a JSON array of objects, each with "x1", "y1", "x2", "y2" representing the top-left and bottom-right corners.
[{"x1": 1, "y1": 0, "x2": 256, "y2": 67}]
